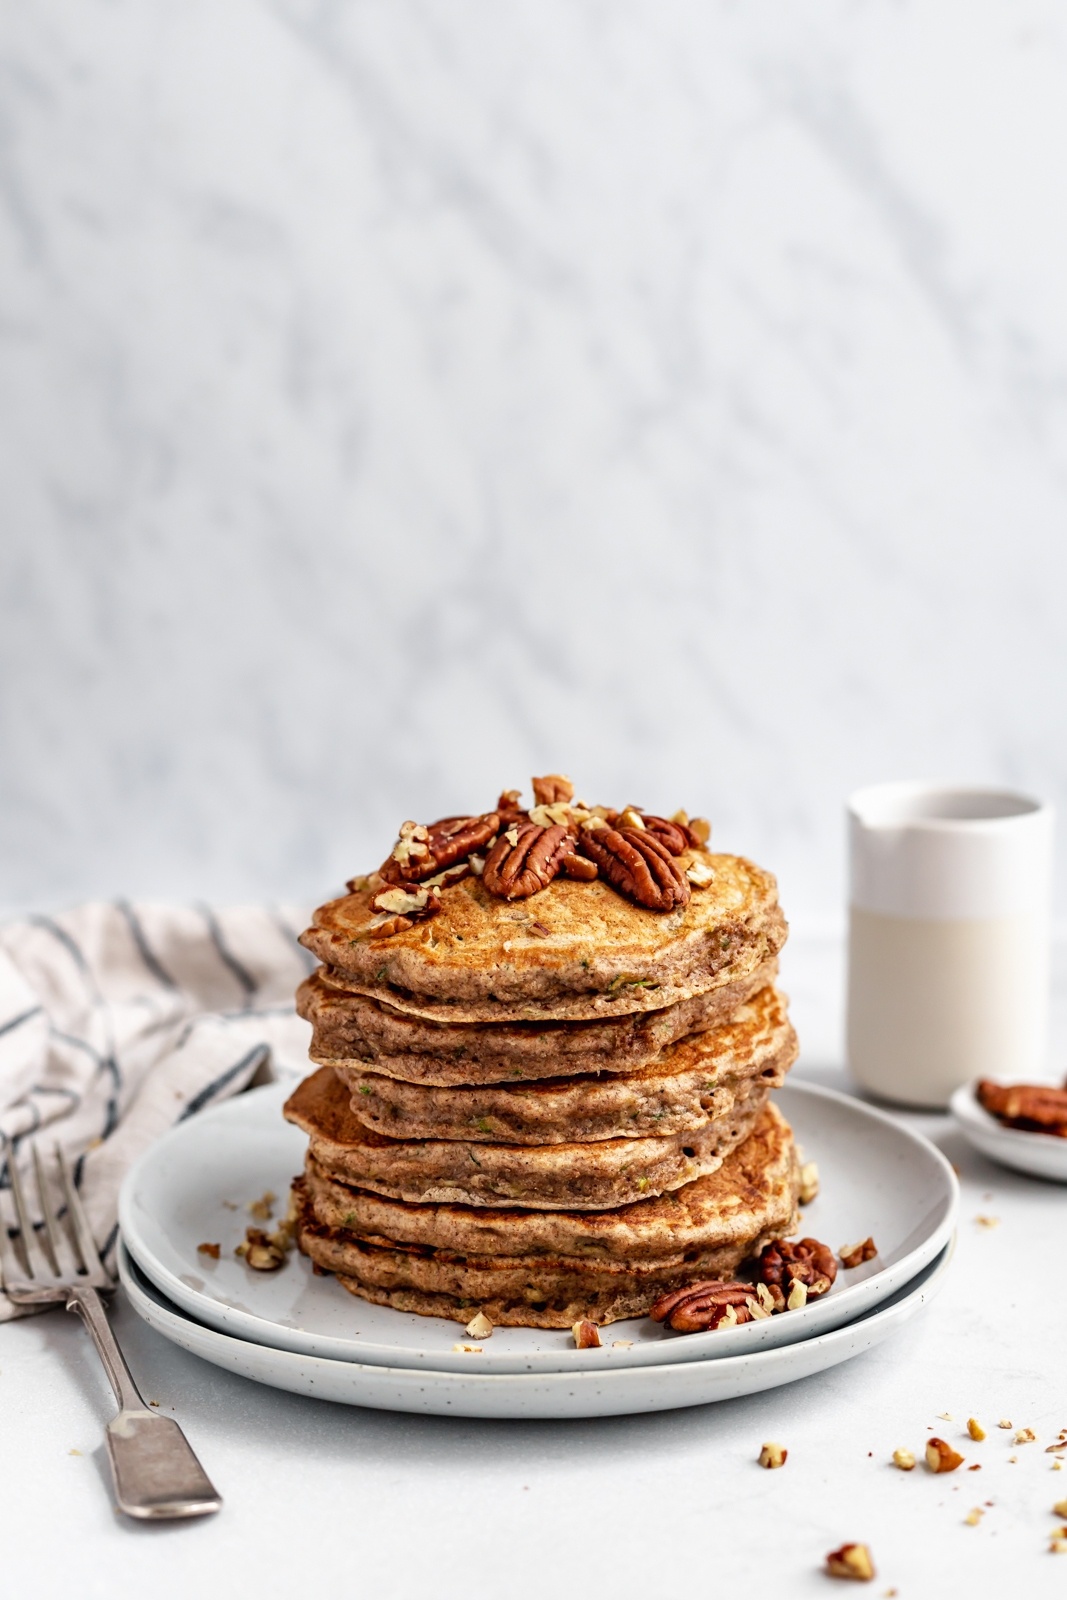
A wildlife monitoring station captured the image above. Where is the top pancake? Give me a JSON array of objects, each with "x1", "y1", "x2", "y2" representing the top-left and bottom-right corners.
[{"x1": 300, "y1": 852, "x2": 786, "y2": 1022}]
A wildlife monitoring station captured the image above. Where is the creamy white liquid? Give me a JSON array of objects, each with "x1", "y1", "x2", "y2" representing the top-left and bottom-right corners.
[{"x1": 846, "y1": 907, "x2": 1050, "y2": 1108}]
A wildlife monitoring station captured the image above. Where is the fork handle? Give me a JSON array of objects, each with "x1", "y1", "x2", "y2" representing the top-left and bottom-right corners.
[{"x1": 66, "y1": 1286, "x2": 222, "y2": 1520}]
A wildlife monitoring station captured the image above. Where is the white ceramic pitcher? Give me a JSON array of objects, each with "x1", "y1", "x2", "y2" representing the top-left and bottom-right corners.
[{"x1": 846, "y1": 782, "x2": 1053, "y2": 1108}]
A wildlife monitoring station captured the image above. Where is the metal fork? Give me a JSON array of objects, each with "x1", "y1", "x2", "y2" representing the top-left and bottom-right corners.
[{"x1": 1, "y1": 1144, "x2": 222, "y2": 1520}]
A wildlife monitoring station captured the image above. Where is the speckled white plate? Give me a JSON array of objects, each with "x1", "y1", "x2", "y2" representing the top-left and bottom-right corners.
[
  {"x1": 119, "y1": 1238, "x2": 953, "y2": 1419},
  {"x1": 118, "y1": 1079, "x2": 957, "y2": 1374},
  {"x1": 950, "y1": 1080, "x2": 1067, "y2": 1182}
]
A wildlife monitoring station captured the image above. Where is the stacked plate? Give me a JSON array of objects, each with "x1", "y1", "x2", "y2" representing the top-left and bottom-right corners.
[{"x1": 118, "y1": 1079, "x2": 958, "y2": 1420}]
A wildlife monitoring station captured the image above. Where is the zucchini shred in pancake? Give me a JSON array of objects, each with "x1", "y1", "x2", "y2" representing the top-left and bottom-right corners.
[{"x1": 283, "y1": 777, "x2": 803, "y2": 1329}]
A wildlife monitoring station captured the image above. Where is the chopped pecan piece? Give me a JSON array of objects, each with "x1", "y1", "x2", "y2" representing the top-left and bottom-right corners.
[
  {"x1": 482, "y1": 823, "x2": 576, "y2": 899},
  {"x1": 495, "y1": 789, "x2": 528, "y2": 827},
  {"x1": 649, "y1": 1280, "x2": 757, "y2": 1332},
  {"x1": 839, "y1": 1238, "x2": 877, "y2": 1269},
  {"x1": 758, "y1": 1442, "x2": 788, "y2": 1469},
  {"x1": 755, "y1": 1279, "x2": 784, "y2": 1314},
  {"x1": 798, "y1": 1161, "x2": 820, "y2": 1204},
  {"x1": 346, "y1": 870, "x2": 385, "y2": 894},
  {"x1": 756, "y1": 1237, "x2": 838, "y2": 1299},
  {"x1": 825, "y1": 1543, "x2": 875, "y2": 1582},
  {"x1": 197, "y1": 1242, "x2": 221, "y2": 1259},
  {"x1": 976, "y1": 1079, "x2": 1067, "y2": 1137},
  {"x1": 786, "y1": 1279, "x2": 808, "y2": 1311},
  {"x1": 560, "y1": 853, "x2": 598, "y2": 881},
  {"x1": 367, "y1": 881, "x2": 442, "y2": 938},
  {"x1": 578, "y1": 822, "x2": 690, "y2": 912},
  {"x1": 531, "y1": 774, "x2": 574, "y2": 806},
  {"x1": 235, "y1": 1228, "x2": 286, "y2": 1271},
  {"x1": 925, "y1": 1437, "x2": 964, "y2": 1473},
  {"x1": 572, "y1": 1319, "x2": 601, "y2": 1349}
]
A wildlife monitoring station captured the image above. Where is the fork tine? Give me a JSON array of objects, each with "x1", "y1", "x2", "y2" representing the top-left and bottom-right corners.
[
  {"x1": 56, "y1": 1144, "x2": 106, "y2": 1280},
  {"x1": 8, "y1": 1151, "x2": 55, "y2": 1281},
  {"x1": 31, "y1": 1152, "x2": 65, "y2": 1273},
  {"x1": 0, "y1": 1186, "x2": 26, "y2": 1289}
]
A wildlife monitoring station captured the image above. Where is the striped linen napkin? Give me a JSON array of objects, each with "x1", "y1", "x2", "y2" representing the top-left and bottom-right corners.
[{"x1": 0, "y1": 902, "x2": 314, "y2": 1320}]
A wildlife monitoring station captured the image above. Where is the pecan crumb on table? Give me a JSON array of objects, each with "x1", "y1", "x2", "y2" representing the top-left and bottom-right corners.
[{"x1": 825, "y1": 1542, "x2": 875, "y2": 1581}]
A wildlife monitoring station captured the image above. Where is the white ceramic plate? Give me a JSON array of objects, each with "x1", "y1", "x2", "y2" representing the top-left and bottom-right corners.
[
  {"x1": 119, "y1": 1080, "x2": 957, "y2": 1374},
  {"x1": 119, "y1": 1239, "x2": 954, "y2": 1420},
  {"x1": 950, "y1": 1080, "x2": 1067, "y2": 1182}
]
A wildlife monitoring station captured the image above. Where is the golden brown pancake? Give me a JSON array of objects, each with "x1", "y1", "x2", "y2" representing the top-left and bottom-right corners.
[
  {"x1": 334, "y1": 985, "x2": 797, "y2": 1143},
  {"x1": 299, "y1": 852, "x2": 786, "y2": 1021},
  {"x1": 299, "y1": 958, "x2": 779, "y2": 1086},
  {"x1": 284, "y1": 1066, "x2": 770, "y2": 1208},
  {"x1": 292, "y1": 1103, "x2": 799, "y2": 1326},
  {"x1": 298, "y1": 1100, "x2": 798, "y2": 1263},
  {"x1": 295, "y1": 1227, "x2": 784, "y2": 1328}
]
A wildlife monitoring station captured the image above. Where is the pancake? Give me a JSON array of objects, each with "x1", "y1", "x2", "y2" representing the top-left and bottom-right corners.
[
  {"x1": 293, "y1": 1103, "x2": 800, "y2": 1326},
  {"x1": 299, "y1": 1099, "x2": 798, "y2": 1263},
  {"x1": 299, "y1": 852, "x2": 786, "y2": 1022},
  {"x1": 299, "y1": 957, "x2": 779, "y2": 1086},
  {"x1": 295, "y1": 1224, "x2": 783, "y2": 1327},
  {"x1": 334, "y1": 985, "x2": 797, "y2": 1143},
  {"x1": 284, "y1": 1066, "x2": 769, "y2": 1208}
]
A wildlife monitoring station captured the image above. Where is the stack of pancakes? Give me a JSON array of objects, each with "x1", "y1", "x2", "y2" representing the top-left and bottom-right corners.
[{"x1": 286, "y1": 787, "x2": 801, "y2": 1329}]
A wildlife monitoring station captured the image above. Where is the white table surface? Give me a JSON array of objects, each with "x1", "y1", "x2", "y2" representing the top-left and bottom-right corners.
[{"x1": 4, "y1": 936, "x2": 1067, "y2": 1599}]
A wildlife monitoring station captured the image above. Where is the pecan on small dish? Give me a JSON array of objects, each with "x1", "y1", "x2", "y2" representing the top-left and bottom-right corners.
[
  {"x1": 578, "y1": 822, "x2": 690, "y2": 912},
  {"x1": 976, "y1": 1079, "x2": 1067, "y2": 1138},
  {"x1": 482, "y1": 822, "x2": 577, "y2": 899},
  {"x1": 649, "y1": 1280, "x2": 761, "y2": 1333},
  {"x1": 756, "y1": 1237, "x2": 838, "y2": 1300}
]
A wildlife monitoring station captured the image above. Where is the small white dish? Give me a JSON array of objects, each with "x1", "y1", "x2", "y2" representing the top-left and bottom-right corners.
[
  {"x1": 119, "y1": 1239, "x2": 954, "y2": 1420},
  {"x1": 950, "y1": 1080, "x2": 1067, "y2": 1182},
  {"x1": 119, "y1": 1079, "x2": 957, "y2": 1374}
]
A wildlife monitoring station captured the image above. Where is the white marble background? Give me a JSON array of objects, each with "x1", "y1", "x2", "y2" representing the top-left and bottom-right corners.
[{"x1": 3, "y1": 0, "x2": 1067, "y2": 923}]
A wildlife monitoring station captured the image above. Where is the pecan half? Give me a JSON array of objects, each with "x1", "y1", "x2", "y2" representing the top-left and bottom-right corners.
[
  {"x1": 578, "y1": 823, "x2": 690, "y2": 912},
  {"x1": 380, "y1": 812, "x2": 500, "y2": 885},
  {"x1": 532, "y1": 773, "x2": 575, "y2": 806},
  {"x1": 482, "y1": 823, "x2": 576, "y2": 899},
  {"x1": 649, "y1": 1280, "x2": 757, "y2": 1332},
  {"x1": 638, "y1": 814, "x2": 692, "y2": 856},
  {"x1": 976, "y1": 1079, "x2": 1067, "y2": 1137},
  {"x1": 756, "y1": 1237, "x2": 838, "y2": 1299}
]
